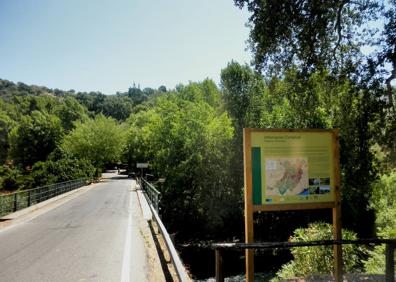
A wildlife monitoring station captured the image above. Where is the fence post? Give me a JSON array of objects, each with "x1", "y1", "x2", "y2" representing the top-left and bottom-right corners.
[
  {"x1": 215, "y1": 249, "x2": 224, "y2": 282},
  {"x1": 386, "y1": 243, "x2": 395, "y2": 282},
  {"x1": 13, "y1": 193, "x2": 17, "y2": 212}
]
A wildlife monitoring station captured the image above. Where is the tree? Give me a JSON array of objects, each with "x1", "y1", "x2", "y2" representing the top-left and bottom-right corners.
[
  {"x1": 125, "y1": 84, "x2": 238, "y2": 238},
  {"x1": 61, "y1": 114, "x2": 125, "y2": 171},
  {"x1": 53, "y1": 96, "x2": 89, "y2": 131},
  {"x1": 158, "y1": 85, "x2": 167, "y2": 92},
  {"x1": 9, "y1": 111, "x2": 63, "y2": 167},
  {"x1": 378, "y1": 0, "x2": 396, "y2": 109},
  {"x1": 100, "y1": 96, "x2": 134, "y2": 121},
  {"x1": 221, "y1": 61, "x2": 266, "y2": 130},
  {"x1": 232, "y1": 1, "x2": 395, "y2": 237},
  {"x1": 220, "y1": 62, "x2": 267, "y2": 207},
  {"x1": 234, "y1": 0, "x2": 381, "y2": 75},
  {"x1": 0, "y1": 111, "x2": 13, "y2": 164}
]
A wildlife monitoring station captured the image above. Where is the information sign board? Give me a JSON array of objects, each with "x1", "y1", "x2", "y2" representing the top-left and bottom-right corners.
[
  {"x1": 243, "y1": 128, "x2": 342, "y2": 282},
  {"x1": 136, "y1": 163, "x2": 149, "y2": 168},
  {"x1": 250, "y1": 130, "x2": 336, "y2": 206}
]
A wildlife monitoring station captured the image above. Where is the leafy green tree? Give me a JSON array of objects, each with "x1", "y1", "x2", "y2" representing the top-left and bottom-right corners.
[
  {"x1": 9, "y1": 111, "x2": 63, "y2": 167},
  {"x1": 125, "y1": 85, "x2": 237, "y2": 238},
  {"x1": 221, "y1": 61, "x2": 266, "y2": 130},
  {"x1": 266, "y1": 69, "x2": 381, "y2": 236},
  {"x1": 234, "y1": 0, "x2": 381, "y2": 75},
  {"x1": 53, "y1": 96, "x2": 89, "y2": 131},
  {"x1": 220, "y1": 62, "x2": 267, "y2": 197},
  {"x1": 158, "y1": 85, "x2": 167, "y2": 92},
  {"x1": 179, "y1": 79, "x2": 222, "y2": 109},
  {"x1": 127, "y1": 85, "x2": 147, "y2": 104},
  {"x1": 0, "y1": 111, "x2": 14, "y2": 164},
  {"x1": 220, "y1": 61, "x2": 382, "y2": 236},
  {"x1": 101, "y1": 95, "x2": 134, "y2": 121},
  {"x1": 378, "y1": 0, "x2": 396, "y2": 110},
  {"x1": 61, "y1": 114, "x2": 125, "y2": 171}
]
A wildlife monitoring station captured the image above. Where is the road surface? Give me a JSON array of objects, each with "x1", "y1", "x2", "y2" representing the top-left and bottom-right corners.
[{"x1": 0, "y1": 173, "x2": 162, "y2": 282}]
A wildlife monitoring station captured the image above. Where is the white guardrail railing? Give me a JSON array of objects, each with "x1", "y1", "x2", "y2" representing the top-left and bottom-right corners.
[{"x1": 138, "y1": 177, "x2": 190, "y2": 282}]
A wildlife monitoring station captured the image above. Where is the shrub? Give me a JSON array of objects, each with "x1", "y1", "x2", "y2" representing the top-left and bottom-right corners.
[
  {"x1": 274, "y1": 222, "x2": 362, "y2": 280},
  {"x1": 364, "y1": 171, "x2": 396, "y2": 274},
  {"x1": 29, "y1": 158, "x2": 96, "y2": 188},
  {"x1": 0, "y1": 165, "x2": 23, "y2": 191}
]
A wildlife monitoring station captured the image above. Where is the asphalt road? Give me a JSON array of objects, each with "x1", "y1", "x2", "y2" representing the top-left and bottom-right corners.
[{"x1": 0, "y1": 174, "x2": 150, "y2": 282}]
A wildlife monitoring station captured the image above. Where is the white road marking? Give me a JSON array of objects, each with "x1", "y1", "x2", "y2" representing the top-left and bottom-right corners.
[{"x1": 121, "y1": 190, "x2": 132, "y2": 282}]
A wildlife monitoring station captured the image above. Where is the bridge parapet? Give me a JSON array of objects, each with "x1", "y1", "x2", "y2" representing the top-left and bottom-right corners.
[{"x1": 137, "y1": 177, "x2": 191, "y2": 282}]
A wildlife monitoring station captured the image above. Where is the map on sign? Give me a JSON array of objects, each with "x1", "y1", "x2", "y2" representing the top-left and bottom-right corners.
[{"x1": 265, "y1": 158, "x2": 308, "y2": 196}]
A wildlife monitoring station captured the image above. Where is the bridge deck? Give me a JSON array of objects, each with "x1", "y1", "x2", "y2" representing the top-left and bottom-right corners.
[{"x1": 0, "y1": 173, "x2": 164, "y2": 282}]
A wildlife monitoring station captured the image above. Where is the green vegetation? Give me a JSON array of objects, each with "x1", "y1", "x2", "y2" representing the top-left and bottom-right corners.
[
  {"x1": 0, "y1": 0, "x2": 395, "y2": 277},
  {"x1": 274, "y1": 223, "x2": 361, "y2": 280},
  {"x1": 61, "y1": 114, "x2": 126, "y2": 175},
  {"x1": 9, "y1": 110, "x2": 63, "y2": 167},
  {"x1": 125, "y1": 82, "x2": 237, "y2": 237},
  {"x1": 364, "y1": 171, "x2": 396, "y2": 273}
]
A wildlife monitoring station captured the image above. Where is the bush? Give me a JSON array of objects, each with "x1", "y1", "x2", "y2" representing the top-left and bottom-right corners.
[
  {"x1": 364, "y1": 171, "x2": 396, "y2": 274},
  {"x1": 0, "y1": 165, "x2": 23, "y2": 191},
  {"x1": 274, "y1": 222, "x2": 362, "y2": 280},
  {"x1": 29, "y1": 158, "x2": 96, "y2": 188}
]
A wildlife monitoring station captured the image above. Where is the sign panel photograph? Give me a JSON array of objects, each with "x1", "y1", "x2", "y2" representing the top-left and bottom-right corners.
[{"x1": 247, "y1": 129, "x2": 338, "y2": 207}]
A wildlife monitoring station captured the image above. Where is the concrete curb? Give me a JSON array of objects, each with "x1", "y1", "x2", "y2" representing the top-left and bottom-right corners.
[
  {"x1": 132, "y1": 181, "x2": 166, "y2": 282},
  {"x1": 136, "y1": 189, "x2": 153, "y2": 221}
]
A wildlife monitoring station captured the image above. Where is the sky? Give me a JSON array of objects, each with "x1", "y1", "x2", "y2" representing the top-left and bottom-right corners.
[{"x1": 0, "y1": 0, "x2": 252, "y2": 94}]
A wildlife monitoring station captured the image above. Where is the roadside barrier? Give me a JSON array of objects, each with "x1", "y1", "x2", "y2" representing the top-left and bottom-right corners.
[
  {"x1": 0, "y1": 178, "x2": 90, "y2": 218},
  {"x1": 138, "y1": 177, "x2": 191, "y2": 282}
]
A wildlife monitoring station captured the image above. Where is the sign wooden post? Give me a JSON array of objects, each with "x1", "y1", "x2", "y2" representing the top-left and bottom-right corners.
[
  {"x1": 243, "y1": 129, "x2": 254, "y2": 282},
  {"x1": 243, "y1": 128, "x2": 342, "y2": 282},
  {"x1": 332, "y1": 130, "x2": 342, "y2": 282}
]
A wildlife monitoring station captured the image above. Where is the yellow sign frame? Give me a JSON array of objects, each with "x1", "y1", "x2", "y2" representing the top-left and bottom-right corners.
[{"x1": 243, "y1": 128, "x2": 342, "y2": 282}]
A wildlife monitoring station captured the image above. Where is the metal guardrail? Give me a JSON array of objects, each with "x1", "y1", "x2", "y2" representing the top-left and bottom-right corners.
[
  {"x1": 137, "y1": 177, "x2": 190, "y2": 282},
  {"x1": 213, "y1": 239, "x2": 396, "y2": 282},
  {"x1": 0, "y1": 178, "x2": 88, "y2": 218},
  {"x1": 139, "y1": 177, "x2": 161, "y2": 213}
]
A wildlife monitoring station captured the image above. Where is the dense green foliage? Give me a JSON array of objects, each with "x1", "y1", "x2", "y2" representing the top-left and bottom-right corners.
[
  {"x1": 274, "y1": 223, "x2": 361, "y2": 280},
  {"x1": 61, "y1": 115, "x2": 126, "y2": 174},
  {"x1": 9, "y1": 111, "x2": 63, "y2": 167},
  {"x1": 232, "y1": 0, "x2": 396, "y2": 276},
  {"x1": 125, "y1": 81, "x2": 240, "y2": 238},
  {"x1": 28, "y1": 158, "x2": 96, "y2": 188},
  {"x1": 364, "y1": 171, "x2": 396, "y2": 273}
]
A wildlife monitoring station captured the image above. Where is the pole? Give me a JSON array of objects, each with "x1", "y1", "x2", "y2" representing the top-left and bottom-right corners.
[
  {"x1": 333, "y1": 130, "x2": 342, "y2": 282},
  {"x1": 243, "y1": 128, "x2": 254, "y2": 282},
  {"x1": 386, "y1": 243, "x2": 395, "y2": 282},
  {"x1": 333, "y1": 203, "x2": 342, "y2": 282},
  {"x1": 215, "y1": 249, "x2": 224, "y2": 282}
]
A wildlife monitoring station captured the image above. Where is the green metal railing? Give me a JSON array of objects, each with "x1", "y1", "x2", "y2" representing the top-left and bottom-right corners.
[
  {"x1": 0, "y1": 178, "x2": 88, "y2": 218},
  {"x1": 136, "y1": 177, "x2": 190, "y2": 281},
  {"x1": 138, "y1": 177, "x2": 161, "y2": 213}
]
